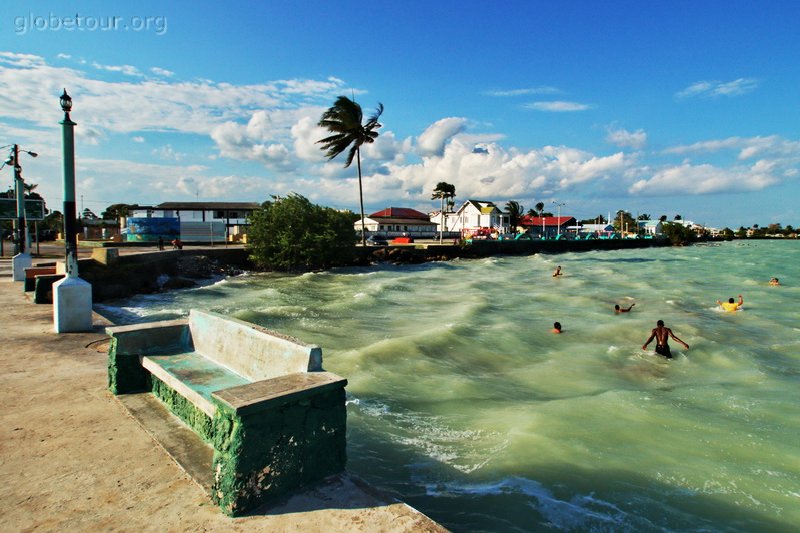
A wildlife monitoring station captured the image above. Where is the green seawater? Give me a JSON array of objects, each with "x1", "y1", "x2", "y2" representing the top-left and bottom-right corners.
[{"x1": 101, "y1": 241, "x2": 800, "y2": 532}]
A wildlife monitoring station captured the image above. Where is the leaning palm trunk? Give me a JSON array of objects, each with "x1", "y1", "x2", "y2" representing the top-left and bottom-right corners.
[{"x1": 356, "y1": 148, "x2": 366, "y2": 245}]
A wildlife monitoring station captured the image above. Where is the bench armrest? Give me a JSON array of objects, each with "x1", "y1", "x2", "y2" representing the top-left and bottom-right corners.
[{"x1": 107, "y1": 319, "x2": 192, "y2": 355}]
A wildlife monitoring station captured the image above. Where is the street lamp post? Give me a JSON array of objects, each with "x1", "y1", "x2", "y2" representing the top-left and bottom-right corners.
[
  {"x1": 553, "y1": 201, "x2": 565, "y2": 239},
  {"x1": 53, "y1": 89, "x2": 93, "y2": 333},
  {"x1": 60, "y1": 90, "x2": 80, "y2": 277},
  {"x1": 5, "y1": 144, "x2": 38, "y2": 280}
]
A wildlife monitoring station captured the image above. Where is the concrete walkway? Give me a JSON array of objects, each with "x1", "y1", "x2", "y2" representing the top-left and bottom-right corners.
[{"x1": 0, "y1": 273, "x2": 446, "y2": 532}]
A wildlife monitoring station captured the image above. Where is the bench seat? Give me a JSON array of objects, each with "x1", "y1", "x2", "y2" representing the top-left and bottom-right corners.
[
  {"x1": 142, "y1": 352, "x2": 250, "y2": 417},
  {"x1": 107, "y1": 309, "x2": 348, "y2": 516}
]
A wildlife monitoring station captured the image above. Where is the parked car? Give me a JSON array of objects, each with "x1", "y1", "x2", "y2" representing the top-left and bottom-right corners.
[{"x1": 366, "y1": 235, "x2": 389, "y2": 246}]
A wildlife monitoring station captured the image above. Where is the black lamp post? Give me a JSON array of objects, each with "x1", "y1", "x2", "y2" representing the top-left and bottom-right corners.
[{"x1": 3, "y1": 144, "x2": 38, "y2": 255}]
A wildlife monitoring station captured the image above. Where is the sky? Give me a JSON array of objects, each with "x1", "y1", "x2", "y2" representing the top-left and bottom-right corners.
[{"x1": 1, "y1": 0, "x2": 799, "y2": 229}]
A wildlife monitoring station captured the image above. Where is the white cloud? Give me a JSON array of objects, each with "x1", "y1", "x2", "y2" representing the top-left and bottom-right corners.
[
  {"x1": 211, "y1": 108, "x2": 324, "y2": 167},
  {"x1": 524, "y1": 101, "x2": 592, "y2": 112},
  {"x1": 132, "y1": 136, "x2": 145, "y2": 143},
  {"x1": 417, "y1": 117, "x2": 468, "y2": 156},
  {"x1": 664, "y1": 135, "x2": 800, "y2": 160},
  {"x1": 676, "y1": 78, "x2": 759, "y2": 99},
  {"x1": 629, "y1": 161, "x2": 779, "y2": 195},
  {"x1": 291, "y1": 116, "x2": 327, "y2": 162},
  {"x1": 92, "y1": 61, "x2": 142, "y2": 77},
  {"x1": 0, "y1": 53, "x2": 347, "y2": 139},
  {"x1": 152, "y1": 144, "x2": 184, "y2": 161},
  {"x1": 486, "y1": 87, "x2": 560, "y2": 97},
  {"x1": 150, "y1": 67, "x2": 174, "y2": 77},
  {"x1": 606, "y1": 127, "x2": 647, "y2": 150}
]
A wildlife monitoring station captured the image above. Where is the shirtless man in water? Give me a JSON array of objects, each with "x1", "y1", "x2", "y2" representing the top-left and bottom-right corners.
[{"x1": 642, "y1": 320, "x2": 689, "y2": 359}]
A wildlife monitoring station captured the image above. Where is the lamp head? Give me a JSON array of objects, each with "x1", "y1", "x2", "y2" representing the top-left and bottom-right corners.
[{"x1": 60, "y1": 89, "x2": 73, "y2": 114}]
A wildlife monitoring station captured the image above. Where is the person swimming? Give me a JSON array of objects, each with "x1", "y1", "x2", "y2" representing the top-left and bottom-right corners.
[
  {"x1": 642, "y1": 319, "x2": 689, "y2": 359},
  {"x1": 717, "y1": 294, "x2": 743, "y2": 312},
  {"x1": 615, "y1": 303, "x2": 635, "y2": 313},
  {"x1": 552, "y1": 321, "x2": 562, "y2": 334},
  {"x1": 769, "y1": 277, "x2": 780, "y2": 286},
  {"x1": 552, "y1": 265, "x2": 562, "y2": 277}
]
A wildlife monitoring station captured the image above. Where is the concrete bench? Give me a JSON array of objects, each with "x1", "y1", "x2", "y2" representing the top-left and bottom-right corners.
[
  {"x1": 107, "y1": 310, "x2": 348, "y2": 516},
  {"x1": 23, "y1": 266, "x2": 57, "y2": 292},
  {"x1": 33, "y1": 273, "x2": 65, "y2": 304}
]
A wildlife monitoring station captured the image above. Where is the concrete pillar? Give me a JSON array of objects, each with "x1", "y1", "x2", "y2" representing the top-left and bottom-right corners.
[
  {"x1": 53, "y1": 276, "x2": 93, "y2": 332},
  {"x1": 11, "y1": 252, "x2": 32, "y2": 281}
]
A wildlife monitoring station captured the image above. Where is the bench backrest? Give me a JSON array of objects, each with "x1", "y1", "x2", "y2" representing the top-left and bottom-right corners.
[
  {"x1": 25, "y1": 266, "x2": 57, "y2": 279},
  {"x1": 188, "y1": 309, "x2": 322, "y2": 382}
]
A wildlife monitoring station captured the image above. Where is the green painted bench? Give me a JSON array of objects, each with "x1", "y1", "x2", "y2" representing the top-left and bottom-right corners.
[
  {"x1": 33, "y1": 273, "x2": 65, "y2": 303},
  {"x1": 107, "y1": 310, "x2": 348, "y2": 516}
]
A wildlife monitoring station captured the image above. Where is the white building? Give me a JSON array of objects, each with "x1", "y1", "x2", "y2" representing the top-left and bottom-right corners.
[
  {"x1": 638, "y1": 220, "x2": 664, "y2": 236},
  {"x1": 355, "y1": 207, "x2": 438, "y2": 237},
  {"x1": 129, "y1": 201, "x2": 259, "y2": 242},
  {"x1": 437, "y1": 200, "x2": 510, "y2": 236}
]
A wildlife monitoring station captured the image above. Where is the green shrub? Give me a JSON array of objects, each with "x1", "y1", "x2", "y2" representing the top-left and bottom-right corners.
[{"x1": 247, "y1": 194, "x2": 358, "y2": 271}]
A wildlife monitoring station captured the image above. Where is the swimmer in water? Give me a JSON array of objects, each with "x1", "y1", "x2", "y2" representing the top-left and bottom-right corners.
[
  {"x1": 769, "y1": 277, "x2": 780, "y2": 286},
  {"x1": 553, "y1": 265, "x2": 562, "y2": 277},
  {"x1": 552, "y1": 321, "x2": 562, "y2": 334},
  {"x1": 717, "y1": 294, "x2": 743, "y2": 312},
  {"x1": 642, "y1": 320, "x2": 689, "y2": 359},
  {"x1": 615, "y1": 303, "x2": 635, "y2": 313}
]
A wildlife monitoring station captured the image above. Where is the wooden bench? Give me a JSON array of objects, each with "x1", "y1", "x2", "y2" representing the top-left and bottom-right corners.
[
  {"x1": 23, "y1": 266, "x2": 57, "y2": 292},
  {"x1": 107, "y1": 310, "x2": 348, "y2": 516}
]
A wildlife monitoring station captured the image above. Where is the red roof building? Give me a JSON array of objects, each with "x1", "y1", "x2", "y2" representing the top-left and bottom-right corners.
[
  {"x1": 356, "y1": 207, "x2": 438, "y2": 237},
  {"x1": 369, "y1": 207, "x2": 430, "y2": 220},
  {"x1": 518, "y1": 215, "x2": 577, "y2": 238},
  {"x1": 519, "y1": 215, "x2": 576, "y2": 228}
]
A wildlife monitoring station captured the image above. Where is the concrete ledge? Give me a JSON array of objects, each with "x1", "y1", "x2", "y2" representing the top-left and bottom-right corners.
[{"x1": 213, "y1": 371, "x2": 347, "y2": 415}]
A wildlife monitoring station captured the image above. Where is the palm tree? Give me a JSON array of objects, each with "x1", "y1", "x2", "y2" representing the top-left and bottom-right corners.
[
  {"x1": 431, "y1": 182, "x2": 456, "y2": 243},
  {"x1": 535, "y1": 201, "x2": 545, "y2": 215},
  {"x1": 505, "y1": 200, "x2": 524, "y2": 234},
  {"x1": 317, "y1": 96, "x2": 384, "y2": 246}
]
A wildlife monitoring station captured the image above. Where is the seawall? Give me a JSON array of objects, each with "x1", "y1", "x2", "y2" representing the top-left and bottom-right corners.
[
  {"x1": 80, "y1": 247, "x2": 251, "y2": 301},
  {"x1": 77, "y1": 238, "x2": 670, "y2": 301},
  {"x1": 365, "y1": 237, "x2": 670, "y2": 263}
]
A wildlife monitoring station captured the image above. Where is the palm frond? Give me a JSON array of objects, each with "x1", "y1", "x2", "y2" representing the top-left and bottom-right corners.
[{"x1": 342, "y1": 145, "x2": 357, "y2": 168}]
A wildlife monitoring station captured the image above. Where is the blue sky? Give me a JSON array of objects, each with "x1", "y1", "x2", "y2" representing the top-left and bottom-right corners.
[{"x1": 2, "y1": 0, "x2": 799, "y2": 229}]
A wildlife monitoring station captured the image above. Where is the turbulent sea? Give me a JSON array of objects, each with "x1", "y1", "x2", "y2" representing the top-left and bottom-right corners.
[{"x1": 99, "y1": 240, "x2": 799, "y2": 532}]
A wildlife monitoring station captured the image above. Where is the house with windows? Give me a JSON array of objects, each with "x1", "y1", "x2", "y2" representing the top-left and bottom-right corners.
[
  {"x1": 355, "y1": 207, "x2": 438, "y2": 238},
  {"x1": 577, "y1": 223, "x2": 615, "y2": 237},
  {"x1": 127, "y1": 201, "x2": 260, "y2": 243},
  {"x1": 638, "y1": 220, "x2": 664, "y2": 236},
  {"x1": 519, "y1": 215, "x2": 577, "y2": 239},
  {"x1": 438, "y1": 200, "x2": 511, "y2": 237}
]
